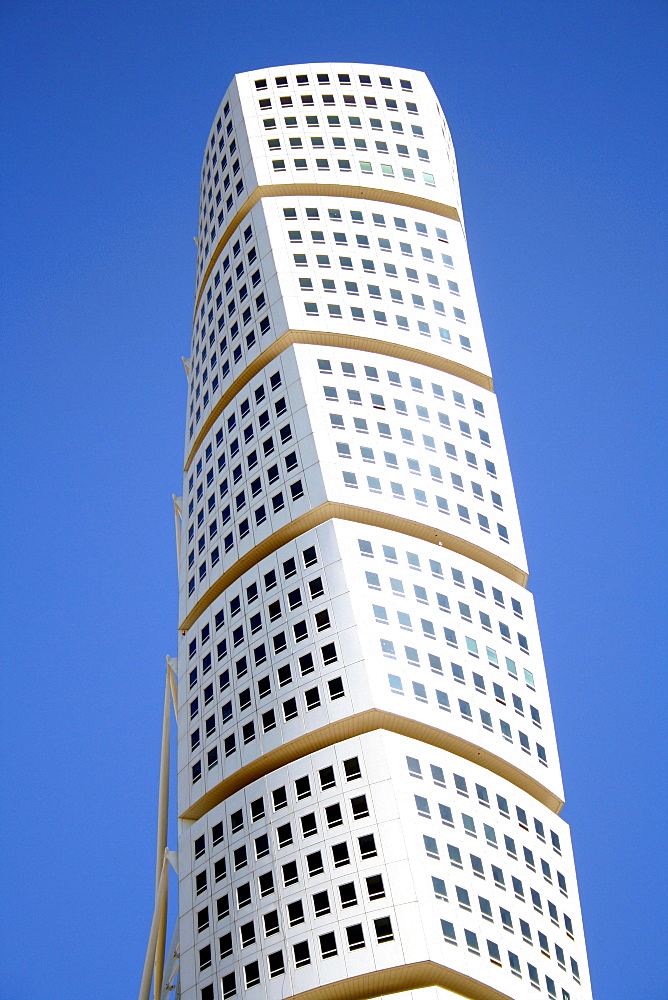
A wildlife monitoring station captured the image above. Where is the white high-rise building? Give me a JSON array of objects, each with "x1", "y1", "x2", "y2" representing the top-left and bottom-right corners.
[{"x1": 164, "y1": 62, "x2": 593, "y2": 1000}]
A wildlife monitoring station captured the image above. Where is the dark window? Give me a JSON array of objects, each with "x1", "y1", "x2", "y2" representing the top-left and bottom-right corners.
[
  {"x1": 307, "y1": 851, "x2": 324, "y2": 876},
  {"x1": 344, "y1": 757, "x2": 361, "y2": 780},
  {"x1": 319, "y1": 932, "x2": 338, "y2": 958},
  {"x1": 293, "y1": 940, "x2": 310, "y2": 967},
  {"x1": 358, "y1": 834, "x2": 377, "y2": 858},
  {"x1": 332, "y1": 842, "x2": 350, "y2": 866}
]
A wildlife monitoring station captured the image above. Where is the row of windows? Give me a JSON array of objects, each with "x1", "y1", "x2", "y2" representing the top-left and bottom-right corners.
[
  {"x1": 377, "y1": 633, "x2": 534, "y2": 690},
  {"x1": 191, "y1": 675, "x2": 346, "y2": 782},
  {"x1": 259, "y1": 88, "x2": 410, "y2": 109},
  {"x1": 189, "y1": 636, "x2": 339, "y2": 724},
  {"x1": 301, "y1": 279, "x2": 469, "y2": 346},
  {"x1": 295, "y1": 255, "x2": 460, "y2": 297},
  {"x1": 198, "y1": 175, "x2": 246, "y2": 276},
  {"x1": 193, "y1": 830, "x2": 378, "y2": 903},
  {"x1": 272, "y1": 156, "x2": 435, "y2": 186},
  {"x1": 187, "y1": 472, "x2": 305, "y2": 585},
  {"x1": 197, "y1": 224, "x2": 256, "y2": 329},
  {"x1": 187, "y1": 414, "x2": 298, "y2": 558},
  {"x1": 406, "y1": 757, "x2": 561, "y2": 855},
  {"x1": 425, "y1": 834, "x2": 563, "y2": 888},
  {"x1": 195, "y1": 793, "x2": 372, "y2": 865},
  {"x1": 198, "y1": 150, "x2": 243, "y2": 248},
  {"x1": 295, "y1": 271, "x2": 469, "y2": 336},
  {"x1": 439, "y1": 918, "x2": 579, "y2": 997},
  {"x1": 186, "y1": 476, "x2": 305, "y2": 596},
  {"x1": 186, "y1": 539, "x2": 319, "y2": 660},
  {"x1": 269, "y1": 136, "x2": 431, "y2": 163},
  {"x1": 188, "y1": 642, "x2": 341, "y2": 782},
  {"x1": 287, "y1": 223, "x2": 448, "y2": 258},
  {"x1": 371, "y1": 593, "x2": 525, "y2": 649},
  {"x1": 341, "y1": 471, "x2": 506, "y2": 537},
  {"x1": 357, "y1": 538, "x2": 523, "y2": 613},
  {"x1": 317, "y1": 359, "x2": 481, "y2": 407},
  {"x1": 186, "y1": 367, "x2": 285, "y2": 527},
  {"x1": 377, "y1": 615, "x2": 530, "y2": 671},
  {"x1": 263, "y1": 113, "x2": 422, "y2": 133},
  {"x1": 193, "y1": 758, "x2": 364, "y2": 866},
  {"x1": 301, "y1": 272, "x2": 455, "y2": 296},
  {"x1": 326, "y1": 379, "x2": 487, "y2": 453},
  {"x1": 387, "y1": 673, "x2": 547, "y2": 766},
  {"x1": 414, "y1": 791, "x2": 563, "y2": 866},
  {"x1": 199, "y1": 134, "x2": 239, "y2": 218},
  {"x1": 334, "y1": 433, "x2": 496, "y2": 478},
  {"x1": 254, "y1": 70, "x2": 415, "y2": 92},
  {"x1": 341, "y1": 454, "x2": 502, "y2": 509},
  {"x1": 284, "y1": 205, "x2": 449, "y2": 241},
  {"x1": 192, "y1": 756, "x2": 364, "y2": 865},
  {"x1": 189, "y1": 392, "x2": 290, "y2": 493},
  {"x1": 364, "y1": 565, "x2": 520, "y2": 615},
  {"x1": 259, "y1": 91, "x2": 415, "y2": 111},
  {"x1": 327, "y1": 397, "x2": 491, "y2": 448},
  {"x1": 198, "y1": 913, "x2": 394, "y2": 987},
  {"x1": 305, "y1": 299, "x2": 463, "y2": 328},
  {"x1": 197, "y1": 869, "x2": 385, "y2": 939}
]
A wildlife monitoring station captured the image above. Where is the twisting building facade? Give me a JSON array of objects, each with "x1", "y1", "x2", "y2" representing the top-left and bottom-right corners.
[{"x1": 173, "y1": 62, "x2": 592, "y2": 1000}]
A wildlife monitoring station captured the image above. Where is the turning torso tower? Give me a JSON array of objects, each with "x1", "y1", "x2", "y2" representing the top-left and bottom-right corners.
[{"x1": 173, "y1": 62, "x2": 592, "y2": 1000}]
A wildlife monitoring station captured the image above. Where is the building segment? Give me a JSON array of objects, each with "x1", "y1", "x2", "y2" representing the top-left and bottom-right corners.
[{"x1": 175, "y1": 62, "x2": 592, "y2": 1000}]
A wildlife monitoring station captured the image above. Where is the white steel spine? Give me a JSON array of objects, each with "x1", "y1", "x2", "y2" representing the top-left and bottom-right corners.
[{"x1": 175, "y1": 63, "x2": 592, "y2": 1000}]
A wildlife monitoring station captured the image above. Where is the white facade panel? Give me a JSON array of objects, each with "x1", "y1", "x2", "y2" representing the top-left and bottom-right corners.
[{"x1": 174, "y1": 62, "x2": 592, "y2": 1000}]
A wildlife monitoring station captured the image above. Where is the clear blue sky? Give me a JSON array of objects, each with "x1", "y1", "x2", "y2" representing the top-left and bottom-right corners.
[{"x1": 1, "y1": 2, "x2": 666, "y2": 997}]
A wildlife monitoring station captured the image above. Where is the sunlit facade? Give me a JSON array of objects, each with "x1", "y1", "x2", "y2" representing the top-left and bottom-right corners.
[{"x1": 175, "y1": 62, "x2": 592, "y2": 1000}]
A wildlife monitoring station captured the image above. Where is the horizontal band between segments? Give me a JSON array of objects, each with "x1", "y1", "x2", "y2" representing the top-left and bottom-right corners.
[
  {"x1": 179, "y1": 504, "x2": 528, "y2": 633},
  {"x1": 185, "y1": 328, "x2": 493, "y2": 472},
  {"x1": 195, "y1": 183, "x2": 461, "y2": 315},
  {"x1": 270, "y1": 961, "x2": 515, "y2": 1000},
  {"x1": 181, "y1": 709, "x2": 563, "y2": 822}
]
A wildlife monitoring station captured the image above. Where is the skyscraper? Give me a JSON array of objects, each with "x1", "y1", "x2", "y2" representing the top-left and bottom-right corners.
[{"x1": 165, "y1": 62, "x2": 592, "y2": 1000}]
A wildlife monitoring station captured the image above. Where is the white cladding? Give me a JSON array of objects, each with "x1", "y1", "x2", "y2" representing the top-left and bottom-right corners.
[{"x1": 177, "y1": 63, "x2": 592, "y2": 1000}]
